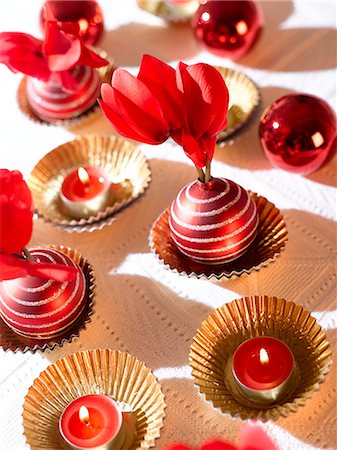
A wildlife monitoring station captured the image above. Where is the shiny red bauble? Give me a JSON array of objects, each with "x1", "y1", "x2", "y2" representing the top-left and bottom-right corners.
[
  {"x1": 169, "y1": 178, "x2": 259, "y2": 265},
  {"x1": 192, "y1": 0, "x2": 264, "y2": 60},
  {"x1": 26, "y1": 66, "x2": 101, "y2": 123},
  {"x1": 0, "y1": 248, "x2": 86, "y2": 340},
  {"x1": 260, "y1": 94, "x2": 337, "y2": 175},
  {"x1": 41, "y1": 0, "x2": 104, "y2": 45}
]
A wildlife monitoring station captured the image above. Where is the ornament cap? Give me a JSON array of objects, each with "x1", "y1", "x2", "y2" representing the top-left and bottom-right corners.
[{"x1": 197, "y1": 177, "x2": 215, "y2": 190}]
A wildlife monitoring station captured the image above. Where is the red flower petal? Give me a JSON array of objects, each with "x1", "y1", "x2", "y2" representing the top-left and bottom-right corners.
[
  {"x1": 203, "y1": 135, "x2": 217, "y2": 162},
  {"x1": 201, "y1": 440, "x2": 237, "y2": 450},
  {"x1": 100, "y1": 73, "x2": 170, "y2": 144},
  {"x1": 43, "y1": 21, "x2": 108, "y2": 72},
  {"x1": 177, "y1": 62, "x2": 229, "y2": 139},
  {"x1": 77, "y1": 43, "x2": 109, "y2": 68},
  {"x1": 0, "y1": 32, "x2": 50, "y2": 80},
  {"x1": 174, "y1": 129, "x2": 208, "y2": 168},
  {"x1": 0, "y1": 254, "x2": 77, "y2": 282},
  {"x1": 0, "y1": 170, "x2": 33, "y2": 255},
  {"x1": 55, "y1": 70, "x2": 80, "y2": 91},
  {"x1": 239, "y1": 424, "x2": 279, "y2": 450},
  {"x1": 138, "y1": 54, "x2": 184, "y2": 130},
  {"x1": 43, "y1": 21, "x2": 82, "y2": 71},
  {"x1": 99, "y1": 97, "x2": 161, "y2": 144},
  {"x1": 172, "y1": 129, "x2": 216, "y2": 168},
  {"x1": 112, "y1": 69, "x2": 168, "y2": 124}
]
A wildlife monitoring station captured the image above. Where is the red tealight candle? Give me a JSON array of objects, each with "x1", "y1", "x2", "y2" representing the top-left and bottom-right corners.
[
  {"x1": 232, "y1": 337, "x2": 295, "y2": 404},
  {"x1": 59, "y1": 166, "x2": 112, "y2": 219},
  {"x1": 59, "y1": 395, "x2": 126, "y2": 450}
]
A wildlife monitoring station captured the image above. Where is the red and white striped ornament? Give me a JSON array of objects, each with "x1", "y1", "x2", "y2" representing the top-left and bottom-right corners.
[
  {"x1": 0, "y1": 248, "x2": 86, "y2": 340},
  {"x1": 169, "y1": 178, "x2": 259, "y2": 264},
  {"x1": 26, "y1": 65, "x2": 101, "y2": 122}
]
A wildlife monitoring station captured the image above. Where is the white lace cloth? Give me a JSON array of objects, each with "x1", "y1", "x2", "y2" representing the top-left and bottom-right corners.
[{"x1": 0, "y1": 1, "x2": 336, "y2": 449}]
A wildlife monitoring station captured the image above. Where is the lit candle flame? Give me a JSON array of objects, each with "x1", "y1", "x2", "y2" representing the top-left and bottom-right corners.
[
  {"x1": 78, "y1": 167, "x2": 90, "y2": 187},
  {"x1": 260, "y1": 348, "x2": 269, "y2": 365},
  {"x1": 79, "y1": 405, "x2": 90, "y2": 425}
]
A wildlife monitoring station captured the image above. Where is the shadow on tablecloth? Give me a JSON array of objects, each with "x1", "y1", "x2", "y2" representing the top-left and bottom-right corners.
[
  {"x1": 99, "y1": 21, "x2": 199, "y2": 68},
  {"x1": 240, "y1": 1, "x2": 337, "y2": 71}
]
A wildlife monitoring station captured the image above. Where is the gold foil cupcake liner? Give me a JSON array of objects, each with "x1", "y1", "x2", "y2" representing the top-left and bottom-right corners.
[
  {"x1": 23, "y1": 349, "x2": 166, "y2": 449},
  {"x1": 190, "y1": 295, "x2": 332, "y2": 421},
  {"x1": 0, "y1": 245, "x2": 95, "y2": 353},
  {"x1": 150, "y1": 192, "x2": 288, "y2": 280},
  {"x1": 16, "y1": 47, "x2": 115, "y2": 128},
  {"x1": 215, "y1": 67, "x2": 261, "y2": 142},
  {"x1": 137, "y1": 0, "x2": 199, "y2": 22},
  {"x1": 28, "y1": 135, "x2": 151, "y2": 232}
]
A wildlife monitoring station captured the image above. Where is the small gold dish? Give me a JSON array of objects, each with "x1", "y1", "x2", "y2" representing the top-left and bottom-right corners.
[
  {"x1": 137, "y1": 0, "x2": 199, "y2": 22},
  {"x1": 215, "y1": 67, "x2": 261, "y2": 142},
  {"x1": 0, "y1": 245, "x2": 95, "y2": 353},
  {"x1": 28, "y1": 135, "x2": 151, "y2": 233},
  {"x1": 17, "y1": 48, "x2": 115, "y2": 128},
  {"x1": 23, "y1": 349, "x2": 166, "y2": 449},
  {"x1": 189, "y1": 296, "x2": 332, "y2": 421},
  {"x1": 150, "y1": 192, "x2": 287, "y2": 280}
]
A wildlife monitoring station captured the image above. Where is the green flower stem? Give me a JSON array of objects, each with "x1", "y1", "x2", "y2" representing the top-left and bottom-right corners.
[
  {"x1": 204, "y1": 158, "x2": 211, "y2": 183},
  {"x1": 23, "y1": 247, "x2": 35, "y2": 262},
  {"x1": 195, "y1": 164, "x2": 205, "y2": 182}
]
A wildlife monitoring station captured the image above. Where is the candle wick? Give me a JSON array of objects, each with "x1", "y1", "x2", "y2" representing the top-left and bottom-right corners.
[{"x1": 84, "y1": 419, "x2": 90, "y2": 427}]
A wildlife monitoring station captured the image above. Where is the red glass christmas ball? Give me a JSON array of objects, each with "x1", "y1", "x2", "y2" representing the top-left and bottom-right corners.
[
  {"x1": 41, "y1": 0, "x2": 104, "y2": 45},
  {"x1": 0, "y1": 248, "x2": 86, "y2": 340},
  {"x1": 26, "y1": 66, "x2": 101, "y2": 123},
  {"x1": 192, "y1": 0, "x2": 264, "y2": 60},
  {"x1": 169, "y1": 178, "x2": 259, "y2": 265},
  {"x1": 260, "y1": 94, "x2": 337, "y2": 175}
]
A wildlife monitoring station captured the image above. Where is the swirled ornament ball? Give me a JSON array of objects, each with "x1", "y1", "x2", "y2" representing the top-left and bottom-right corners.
[{"x1": 169, "y1": 178, "x2": 259, "y2": 265}]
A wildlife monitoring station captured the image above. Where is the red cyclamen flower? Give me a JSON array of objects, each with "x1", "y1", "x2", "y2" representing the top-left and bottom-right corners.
[
  {"x1": 99, "y1": 55, "x2": 229, "y2": 169},
  {"x1": 99, "y1": 55, "x2": 183, "y2": 144},
  {"x1": 0, "y1": 21, "x2": 107, "y2": 85},
  {"x1": 173, "y1": 62, "x2": 229, "y2": 168},
  {"x1": 0, "y1": 33, "x2": 49, "y2": 81},
  {"x1": 0, "y1": 169, "x2": 76, "y2": 282},
  {"x1": 0, "y1": 169, "x2": 34, "y2": 255}
]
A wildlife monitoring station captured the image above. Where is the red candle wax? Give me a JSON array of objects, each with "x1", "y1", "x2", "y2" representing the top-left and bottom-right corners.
[
  {"x1": 59, "y1": 395, "x2": 122, "y2": 449},
  {"x1": 59, "y1": 166, "x2": 112, "y2": 219},
  {"x1": 61, "y1": 166, "x2": 110, "y2": 202},
  {"x1": 232, "y1": 337, "x2": 294, "y2": 402}
]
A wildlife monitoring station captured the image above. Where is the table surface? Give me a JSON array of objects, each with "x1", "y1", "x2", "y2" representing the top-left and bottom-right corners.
[{"x1": 0, "y1": 1, "x2": 336, "y2": 449}]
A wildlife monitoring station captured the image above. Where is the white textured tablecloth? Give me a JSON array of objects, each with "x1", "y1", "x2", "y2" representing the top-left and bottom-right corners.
[{"x1": 0, "y1": 1, "x2": 336, "y2": 449}]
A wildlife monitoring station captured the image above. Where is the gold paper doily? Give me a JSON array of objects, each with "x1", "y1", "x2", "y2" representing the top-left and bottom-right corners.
[
  {"x1": 23, "y1": 349, "x2": 166, "y2": 449},
  {"x1": 0, "y1": 245, "x2": 95, "y2": 353},
  {"x1": 17, "y1": 47, "x2": 115, "y2": 128},
  {"x1": 215, "y1": 67, "x2": 261, "y2": 142},
  {"x1": 28, "y1": 135, "x2": 151, "y2": 233},
  {"x1": 190, "y1": 296, "x2": 332, "y2": 421},
  {"x1": 150, "y1": 193, "x2": 288, "y2": 280}
]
